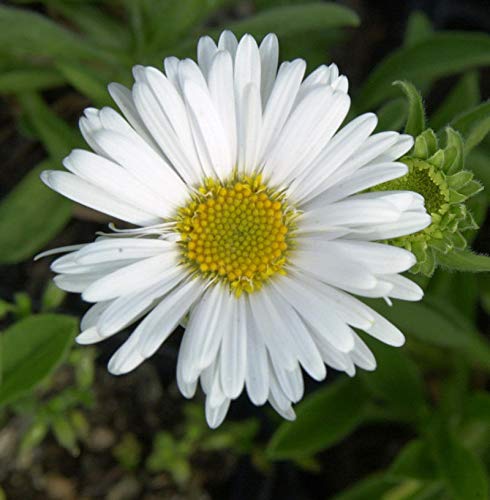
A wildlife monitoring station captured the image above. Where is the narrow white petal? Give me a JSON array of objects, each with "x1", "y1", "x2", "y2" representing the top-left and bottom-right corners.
[
  {"x1": 237, "y1": 83, "x2": 262, "y2": 174},
  {"x1": 183, "y1": 79, "x2": 233, "y2": 179},
  {"x1": 317, "y1": 162, "x2": 409, "y2": 205},
  {"x1": 75, "y1": 238, "x2": 173, "y2": 265},
  {"x1": 76, "y1": 327, "x2": 106, "y2": 345},
  {"x1": 218, "y1": 30, "x2": 238, "y2": 59},
  {"x1": 107, "y1": 279, "x2": 203, "y2": 374},
  {"x1": 82, "y1": 251, "x2": 180, "y2": 302},
  {"x1": 208, "y1": 50, "x2": 237, "y2": 164},
  {"x1": 258, "y1": 60, "x2": 306, "y2": 163},
  {"x1": 205, "y1": 397, "x2": 231, "y2": 429},
  {"x1": 180, "y1": 284, "x2": 229, "y2": 383},
  {"x1": 244, "y1": 299, "x2": 270, "y2": 405},
  {"x1": 220, "y1": 297, "x2": 247, "y2": 399},
  {"x1": 350, "y1": 333, "x2": 377, "y2": 371},
  {"x1": 93, "y1": 128, "x2": 187, "y2": 207},
  {"x1": 63, "y1": 149, "x2": 172, "y2": 218},
  {"x1": 259, "y1": 33, "x2": 279, "y2": 106},
  {"x1": 97, "y1": 267, "x2": 185, "y2": 335},
  {"x1": 41, "y1": 170, "x2": 157, "y2": 226},
  {"x1": 383, "y1": 274, "x2": 424, "y2": 301},
  {"x1": 197, "y1": 35, "x2": 218, "y2": 78},
  {"x1": 270, "y1": 275, "x2": 355, "y2": 353}
]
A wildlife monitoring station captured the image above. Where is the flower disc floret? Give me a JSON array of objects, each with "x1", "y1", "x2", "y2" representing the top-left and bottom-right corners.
[{"x1": 176, "y1": 175, "x2": 294, "y2": 295}]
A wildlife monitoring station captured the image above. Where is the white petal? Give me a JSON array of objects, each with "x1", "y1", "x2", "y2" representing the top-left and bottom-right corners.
[
  {"x1": 63, "y1": 149, "x2": 171, "y2": 218},
  {"x1": 264, "y1": 87, "x2": 350, "y2": 187},
  {"x1": 259, "y1": 33, "x2": 279, "y2": 106},
  {"x1": 183, "y1": 79, "x2": 233, "y2": 179},
  {"x1": 108, "y1": 279, "x2": 203, "y2": 374},
  {"x1": 220, "y1": 297, "x2": 247, "y2": 399},
  {"x1": 317, "y1": 162, "x2": 409, "y2": 205},
  {"x1": 383, "y1": 274, "x2": 424, "y2": 301},
  {"x1": 76, "y1": 327, "x2": 106, "y2": 345},
  {"x1": 74, "y1": 238, "x2": 173, "y2": 265},
  {"x1": 270, "y1": 274, "x2": 355, "y2": 353},
  {"x1": 205, "y1": 397, "x2": 230, "y2": 429},
  {"x1": 197, "y1": 35, "x2": 218, "y2": 78},
  {"x1": 208, "y1": 50, "x2": 237, "y2": 164},
  {"x1": 237, "y1": 83, "x2": 262, "y2": 174},
  {"x1": 218, "y1": 30, "x2": 238, "y2": 58},
  {"x1": 82, "y1": 251, "x2": 180, "y2": 302},
  {"x1": 244, "y1": 299, "x2": 270, "y2": 405},
  {"x1": 350, "y1": 333, "x2": 377, "y2": 371},
  {"x1": 180, "y1": 284, "x2": 229, "y2": 383},
  {"x1": 258, "y1": 60, "x2": 306, "y2": 163},
  {"x1": 234, "y1": 34, "x2": 261, "y2": 100},
  {"x1": 96, "y1": 267, "x2": 186, "y2": 335},
  {"x1": 41, "y1": 170, "x2": 157, "y2": 226},
  {"x1": 132, "y1": 82, "x2": 200, "y2": 184},
  {"x1": 93, "y1": 128, "x2": 187, "y2": 207}
]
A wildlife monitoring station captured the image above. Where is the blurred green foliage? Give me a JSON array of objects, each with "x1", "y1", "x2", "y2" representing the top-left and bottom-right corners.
[{"x1": 0, "y1": 1, "x2": 489, "y2": 498}]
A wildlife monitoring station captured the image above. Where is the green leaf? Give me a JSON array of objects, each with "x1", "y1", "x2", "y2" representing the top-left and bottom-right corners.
[
  {"x1": 450, "y1": 101, "x2": 490, "y2": 153},
  {"x1": 0, "y1": 68, "x2": 65, "y2": 93},
  {"x1": 0, "y1": 5, "x2": 112, "y2": 63},
  {"x1": 357, "y1": 33, "x2": 490, "y2": 111},
  {"x1": 331, "y1": 474, "x2": 397, "y2": 500},
  {"x1": 361, "y1": 341, "x2": 427, "y2": 422},
  {"x1": 464, "y1": 392, "x2": 490, "y2": 423},
  {"x1": 438, "y1": 249, "x2": 490, "y2": 272},
  {"x1": 429, "y1": 419, "x2": 489, "y2": 500},
  {"x1": 393, "y1": 80, "x2": 426, "y2": 137},
  {"x1": 56, "y1": 62, "x2": 112, "y2": 107},
  {"x1": 214, "y1": 2, "x2": 360, "y2": 40},
  {"x1": 50, "y1": 3, "x2": 131, "y2": 51},
  {"x1": 366, "y1": 298, "x2": 490, "y2": 370},
  {"x1": 16, "y1": 92, "x2": 82, "y2": 160},
  {"x1": 0, "y1": 314, "x2": 77, "y2": 406},
  {"x1": 404, "y1": 11, "x2": 433, "y2": 47},
  {"x1": 375, "y1": 98, "x2": 407, "y2": 132},
  {"x1": 266, "y1": 378, "x2": 367, "y2": 460},
  {"x1": 430, "y1": 72, "x2": 480, "y2": 131},
  {"x1": 389, "y1": 439, "x2": 437, "y2": 481},
  {"x1": 0, "y1": 161, "x2": 72, "y2": 264}
]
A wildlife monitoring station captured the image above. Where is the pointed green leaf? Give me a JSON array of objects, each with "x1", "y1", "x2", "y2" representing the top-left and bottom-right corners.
[
  {"x1": 439, "y1": 249, "x2": 490, "y2": 272},
  {"x1": 361, "y1": 341, "x2": 428, "y2": 422},
  {"x1": 451, "y1": 101, "x2": 490, "y2": 153},
  {"x1": 56, "y1": 62, "x2": 112, "y2": 107},
  {"x1": 365, "y1": 298, "x2": 490, "y2": 370},
  {"x1": 389, "y1": 439, "x2": 436, "y2": 481},
  {"x1": 267, "y1": 378, "x2": 367, "y2": 459},
  {"x1": 0, "y1": 314, "x2": 77, "y2": 406},
  {"x1": 431, "y1": 72, "x2": 480, "y2": 130},
  {"x1": 213, "y1": 2, "x2": 360, "y2": 40},
  {"x1": 375, "y1": 98, "x2": 407, "y2": 132},
  {"x1": 443, "y1": 127, "x2": 465, "y2": 173},
  {"x1": 357, "y1": 33, "x2": 490, "y2": 111},
  {"x1": 0, "y1": 68, "x2": 64, "y2": 93},
  {"x1": 404, "y1": 11, "x2": 433, "y2": 47},
  {"x1": 393, "y1": 80, "x2": 426, "y2": 137},
  {"x1": 0, "y1": 161, "x2": 72, "y2": 264},
  {"x1": 429, "y1": 419, "x2": 489, "y2": 500},
  {"x1": 16, "y1": 92, "x2": 82, "y2": 160},
  {"x1": 0, "y1": 5, "x2": 113, "y2": 63}
]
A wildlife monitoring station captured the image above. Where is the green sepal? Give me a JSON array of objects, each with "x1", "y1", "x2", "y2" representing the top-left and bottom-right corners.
[
  {"x1": 443, "y1": 128, "x2": 465, "y2": 174},
  {"x1": 415, "y1": 129, "x2": 438, "y2": 158},
  {"x1": 446, "y1": 171, "x2": 473, "y2": 190},
  {"x1": 459, "y1": 179, "x2": 483, "y2": 198},
  {"x1": 448, "y1": 189, "x2": 469, "y2": 203}
]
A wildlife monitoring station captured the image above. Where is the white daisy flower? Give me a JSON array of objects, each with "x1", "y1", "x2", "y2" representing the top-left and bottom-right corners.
[{"x1": 39, "y1": 31, "x2": 430, "y2": 428}]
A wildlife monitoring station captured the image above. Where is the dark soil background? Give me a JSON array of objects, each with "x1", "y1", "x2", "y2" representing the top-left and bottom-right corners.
[{"x1": 1, "y1": 0, "x2": 489, "y2": 499}]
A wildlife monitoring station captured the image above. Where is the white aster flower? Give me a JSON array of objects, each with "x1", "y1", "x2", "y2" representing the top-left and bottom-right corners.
[{"x1": 39, "y1": 31, "x2": 430, "y2": 428}]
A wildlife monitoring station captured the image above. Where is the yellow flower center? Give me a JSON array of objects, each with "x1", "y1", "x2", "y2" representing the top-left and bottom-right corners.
[{"x1": 176, "y1": 175, "x2": 294, "y2": 295}]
